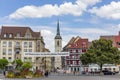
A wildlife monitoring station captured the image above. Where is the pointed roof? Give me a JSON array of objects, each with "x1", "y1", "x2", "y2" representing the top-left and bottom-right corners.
[
  {"x1": 63, "y1": 36, "x2": 88, "y2": 49},
  {"x1": 55, "y1": 20, "x2": 62, "y2": 39}
]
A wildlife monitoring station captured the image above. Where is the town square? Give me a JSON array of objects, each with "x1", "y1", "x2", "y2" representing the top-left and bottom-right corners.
[{"x1": 0, "y1": 0, "x2": 120, "y2": 80}]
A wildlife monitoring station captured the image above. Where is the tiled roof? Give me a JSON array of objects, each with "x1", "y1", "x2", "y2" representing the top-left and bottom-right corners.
[
  {"x1": 68, "y1": 38, "x2": 88, "y2": 49},
  {"x1": 63, "y1": 36, "x2": 88, "y2": 49},
  {"x1": 0, "y1": 26, "x2": 40, "y2": 38}
]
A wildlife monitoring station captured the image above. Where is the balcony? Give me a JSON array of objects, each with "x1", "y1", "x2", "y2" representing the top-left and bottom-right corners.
[{"x1": 67, "y1": 64, "x2": 80, "y2": 67}]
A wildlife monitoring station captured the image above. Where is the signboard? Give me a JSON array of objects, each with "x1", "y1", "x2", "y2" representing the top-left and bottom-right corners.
[{"x1": 24, "y1": 52, "x2": 69, "y2": 57}]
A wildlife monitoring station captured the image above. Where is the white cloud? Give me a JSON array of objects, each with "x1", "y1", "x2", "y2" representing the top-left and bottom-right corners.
[
  {"x1": 63, "y1": 27, "x2": 109, "y2": 34},
  {"x1": 89, "y1": 1, "x2": 120, "y2": 19},
  {"x1": 81, "y1": 0, "x2": 101, "y2": 5},
  {"x1": 30, "y1": 23, "x2": 120, "y2": 52},
  {"x1": 41, "y1": 29, "x2": 55, "y2": 52},
  {"x1": 117, "y1": 24, "x2": 120, "y2": 28},
  {"x1": 9, "y1": 0, "x2": 101, "y2": 19}
]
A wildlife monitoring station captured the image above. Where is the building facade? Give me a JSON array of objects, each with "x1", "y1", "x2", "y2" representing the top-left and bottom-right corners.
[
  {"x1": 0, "y1": 26, "x2": 51, "y2": 70},
  {"x1": 63, "y1": 36, "x2": 89, "y2": 73},
  {"x1": 100, "y1": 31, "x2": 120, "y2": 49}
]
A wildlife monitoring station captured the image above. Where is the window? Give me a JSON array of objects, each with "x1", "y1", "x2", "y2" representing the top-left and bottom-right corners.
[
  {"x1": 24, "y1": 42, "x2": 27, "y2": 48},
  {"x1": 9, "y1": 42, "x2": 12, "y2": 47},
  {"x1": 29, "y1": 42, "x2": 32, "y2": 48},
  {"x1": 72, "y1": 56, "x2": 75, "y2": 59},
  {"x1": 3, "y1": 34, "x2": 7, "y2": 38},
  {"x1": 29, "y1": 49, "x2": 32, "y2": 52},
  {"x1": 24, "y1": 49, "x2": 27, "y2": 52},
  {"x1": 8, "y1": 49, "x2": 12, "y2": 55},
  {"x1": 57, "y1": 41, "x2": 59, "y2": 46},
  {"x1": 16, "y1": 42, "x2": 20, "y2": 47},
  {"x1": 29, "y1": 57, "x2": 32, "y2": 62},
  {"x1": 24, "y1": 57, "x2": 27, "y2": 62},
  {"x1": 37, "y1": 41, "x2": 40, "y2": 47},
  {"x1": 74, "y1": 67, "x2": 76, "y2": 72},
  {"x1": 71, "y1": 67, "x2": 73, "y2": 71},
  {"x1": 9, "y1": 34, "x2": 12, "y2": 38},
  {"x1": 70, "y1": 49, "x2": 72, "y2": 53},
  {"x1": 77, "y1": 68, "x2": 79, "y2": 71},
  {"x1": 8, "y1": 57, "x2": 12, "y2": 62},
  {"x1": 82, "y1": 49, "x2": 86, "y2": 52},
  {"x1": 16, "y1": 33, "x2": 20, "y2": 38},
  {"x1": 25, "y1": 34, "x2": 30, "y2": 38},
  {"x1": 73, "y1": 61, "x2": 76, "y2": 65},
  {"x1": 82, "y1": 42, "x2": 86, "y2": 48},
  {"x1": 3, "y1": 41, "x2": 7, "y2": 47},
  {"x1": 3, "y1": 49, "x2": 6, "y2": 55},
  {"x1": 76, "y1": 49, "x2": 78, "y2": 53},
  {"x1": 78, "y1": 49, "x2": 82, "y2": 53},
  {"x1": 113, "y1": 68, "x2": 116, "y2": 71}
]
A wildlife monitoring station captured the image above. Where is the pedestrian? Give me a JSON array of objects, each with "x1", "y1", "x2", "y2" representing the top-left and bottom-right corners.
[
  {"x1": 3, "y1": 71, "x2": 6, "y2": 76},
  {"x1": 44, "y1": 70, "x2": 49, "y2": 77},
  {"x1": 73, "y1": 71, "x2": 75, "y2": 75}
]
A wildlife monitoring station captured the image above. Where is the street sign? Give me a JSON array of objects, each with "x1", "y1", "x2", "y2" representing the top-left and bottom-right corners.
[{"x1": 24, "y1": 52, "x2": 69, "y2": 57}]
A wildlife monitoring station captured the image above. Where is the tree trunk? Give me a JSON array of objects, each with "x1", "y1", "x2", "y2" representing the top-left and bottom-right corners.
[{"x1": 100, "y1": 64, "x2": 103, "y2": 75}]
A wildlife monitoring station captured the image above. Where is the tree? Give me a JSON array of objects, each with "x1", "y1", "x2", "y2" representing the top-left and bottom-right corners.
[
  {"x1": 12, "y1": 59, "x2": 23, "y2": 70},
  {"x1": 22, "y1": 62, "x2": 32, "y2": 70},
  {"x1": 80, "y1": 39, "x2": 120, "y2": 73},
  {"x1": 0, "y1": 59, "x2": 8, "y2": 69}
]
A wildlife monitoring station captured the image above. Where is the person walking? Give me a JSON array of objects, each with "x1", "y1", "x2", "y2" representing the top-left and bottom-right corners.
[{"x1": 44, "y1": 70, "x2": 49, "y2": 77}]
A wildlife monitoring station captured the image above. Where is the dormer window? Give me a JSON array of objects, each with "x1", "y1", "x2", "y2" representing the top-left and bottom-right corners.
[
  {"x1": 9, "y1": 34, "x2": 12, "y2": 38},
  {"x1": 16, "y1": 33, "x2": 20, "y2": 38},
  {"x1": 25, "y1": 33, "x2": 30, "y2": 38},
  {"x1": 3, "y1": 34, "x2": 7, "y2": 38}
]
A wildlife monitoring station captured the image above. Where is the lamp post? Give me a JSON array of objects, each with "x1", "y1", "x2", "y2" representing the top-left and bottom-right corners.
[
  {"x1": 13, "y1": 52, "x2": 17, "y2": 69},
  {"x1": 45, "y1": 57, "x2": 46, "y2": 70}
]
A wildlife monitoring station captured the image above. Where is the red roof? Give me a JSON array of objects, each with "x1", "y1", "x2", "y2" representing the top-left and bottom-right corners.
[
  {"x1": 0, "y1": 26, "x2": 40, "y2": 38},
  {"x1": 64, "y1": 36, "x2": 89, "y2": 49}
]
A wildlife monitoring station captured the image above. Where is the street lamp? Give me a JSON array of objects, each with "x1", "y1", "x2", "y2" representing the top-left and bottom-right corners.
[{"x1": 13, "y1": 51, "x2": 17, "y2": 69}]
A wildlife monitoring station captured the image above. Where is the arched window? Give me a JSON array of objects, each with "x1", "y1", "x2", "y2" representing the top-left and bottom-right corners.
[
  {"x1": 3, "y1": 34, "x2": 7, "y2": 38},
  {"x1": 9, "y1": 34, "x2": 12, "y2": 38},
  {"x1": 57, "y1": 41, "x2": 59, "y2": 46}
]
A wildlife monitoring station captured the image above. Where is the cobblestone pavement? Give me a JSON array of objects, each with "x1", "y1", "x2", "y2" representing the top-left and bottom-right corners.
[{"x1": 0, "y1": 74, "x2": 119, "y2": 80}]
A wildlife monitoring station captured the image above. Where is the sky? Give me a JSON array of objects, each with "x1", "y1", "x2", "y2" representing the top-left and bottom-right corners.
[{"x1": 0, "y1": 0, "x2": 120, "y2": 52}]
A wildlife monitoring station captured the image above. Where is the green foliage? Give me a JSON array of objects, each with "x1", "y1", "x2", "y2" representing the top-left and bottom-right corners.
[
  {"x1": 80, "y1": 39, "x2": 120, "y2": 71},
  {"x1": 12, "y1": 59, "x2": 23, "y2": 70},
  {"x1": 12, "y1": 59, "x2": 23, "y2": 66},
  {"x1": 22, "y1": 62, "x2": 32, "y2": 69},
  {"x1": 5, "y1": 61, "x2": 44, "y2": 78},
  {"x1": 0, "y1": 59, "x2": 8, "y2": 69}
]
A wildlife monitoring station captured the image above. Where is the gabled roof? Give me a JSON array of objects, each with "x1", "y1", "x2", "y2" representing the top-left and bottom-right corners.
[
  {"x1": 63, "y1": 36, "x2": 88, "y2": 49},
  {"x1": 0, "y1": 26, "x2": 40, "y2": 38}
]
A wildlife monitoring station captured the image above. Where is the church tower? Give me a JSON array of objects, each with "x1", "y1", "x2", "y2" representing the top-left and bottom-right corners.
[{"x1": 54, "y1": 20, "x2": 62, "y2": 69}]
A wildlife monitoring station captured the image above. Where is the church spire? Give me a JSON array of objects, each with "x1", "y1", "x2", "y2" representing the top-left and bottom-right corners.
[
  {"x1": 55, "y1": 20, "x2": 62, "y2": 39},
  {"x1": 57, "y1": 20, "x2": 60, "y2": 35}
]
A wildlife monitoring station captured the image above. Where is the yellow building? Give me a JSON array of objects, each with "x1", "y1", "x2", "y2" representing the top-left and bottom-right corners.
[{"x1": 0, "y1": 26, "x2": 51, "y2": 70}]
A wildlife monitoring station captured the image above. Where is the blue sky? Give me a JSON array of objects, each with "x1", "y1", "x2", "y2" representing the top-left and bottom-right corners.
[{"x1": 0, "y1": 0, "x2": 120, "y2": 51}]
